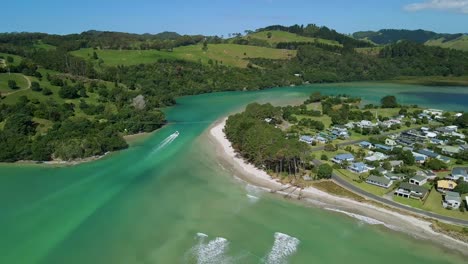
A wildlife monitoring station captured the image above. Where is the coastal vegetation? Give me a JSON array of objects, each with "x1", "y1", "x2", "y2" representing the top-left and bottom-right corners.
[
  {"x1": 224, "y1": 93, "x2": 468, "y2": 221},
  {"x1": 1, "y1": 23, "x2": 468, "y2": 162}
]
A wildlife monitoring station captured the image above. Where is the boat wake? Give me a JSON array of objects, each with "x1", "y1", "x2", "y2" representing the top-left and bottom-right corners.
[
  {"x1": 150, "y1": 131, "x2": 179, "y2": 154},
  {"x1": 264, "y1": 232, "x2": 300, "y2": 264}
]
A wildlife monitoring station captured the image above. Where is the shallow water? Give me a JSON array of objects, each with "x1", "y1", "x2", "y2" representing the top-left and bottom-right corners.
[{"x1": 0, "y1": 83, "x2": 467, "y2": 264}]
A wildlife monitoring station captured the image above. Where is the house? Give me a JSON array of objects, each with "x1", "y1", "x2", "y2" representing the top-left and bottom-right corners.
[
  {"x1": 440, "y1": 146, "x2": 460, "y2": 156},
  {"x1": 437, "y1": 180, "x2": 457, "y2": 192},
  {"x1": 385, "y1": 138, "x2": 397, "y2": 146},
  {"x1": 366, "y1": 175, "x2": 393, "y2": 188},
  {"x1": 437, "y1": 156, "x2": 451, "y2": 164},
  {"x1": 331, "y1": 129, "x2": 349, "y2": 139},
  {"x1": 423, "y1": 131, "x2": 437, "y2": 138},
  {"x1": 397, "y1": 137, "x2": 415, "y2": 147},
  {"x1": 417, "y1": 149, "x2": 439, "y2": 159},
  {"x1": 460, "y1": 144, "x2": 468, "y2": 151},
  {"x1": 411, "y1": 152, "x2": 427, "y2": 164},
  {"x1": 359, "y1": 141, "x2": 373, "y2": 149},
  {"x1": 423, "y1": 109, "x2": 444, "y2": 116},
  {"x1": 332, "y1": 153, "x2": 355, "y2": 164},
  {"x1": 436, "y1": 127, "x2": 455, "y2": 136},
  {"x1": 299, "y1": 135, "x2": 314, "y2": 144},
  {"x1": 348, "y1": 162, "x2": 372, "y2": 174},
  {"x1": 451, "y1": 167, "x2": 468, "y2": 182},
  {"x1": 394, "y1": 182, "x2": 428, "y2": 199},
  {"x1": 389, "y1": 160, "x2": 404, "y2": 168},
  {"x1": 416, "y1": 170, "x2": 437, "y2": 180},
  {"x1": 442, "y1": 191, "x2": 461, "y2": 209},
  {"x1": 375, "y1": 144, "x2": 393, "y2": 152},
  {"x1": 364, "y1": 152, "x2": 389, "y2": 162},
  {"x1": 357, "y1": 120, "x2": 373, "y2": 128},
  {"x1": 409, "y1": 175, "x2": 428, "y2": 186},
  {"x1": 430, "y1": 138, "x2": 445, "y2": 145},
  {"x1": 314, "y1": 136, "x2": 328, "y2": 144},
  {"x1": 385, "y1": 172, "x2": 405, "y2": 181},
  {"x1": 264, "y1": 118, "x2": 273, "y2": 123}
]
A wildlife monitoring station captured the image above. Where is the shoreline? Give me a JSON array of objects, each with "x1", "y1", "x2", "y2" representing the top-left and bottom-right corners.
[
  {"x1": 207, "y1": 117, "x2": 468, "y2": 256},
  {"x1": 1, "y1": 131, "x2": 155, "y2": 167}
]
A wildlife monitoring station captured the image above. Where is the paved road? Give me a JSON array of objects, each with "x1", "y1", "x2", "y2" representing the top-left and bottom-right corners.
[{"x1": 312, "y1": 160, "x2": 468, "y2": 226}]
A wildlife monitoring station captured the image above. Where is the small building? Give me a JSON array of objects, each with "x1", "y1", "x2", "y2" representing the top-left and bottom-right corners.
[
  {"x1": 332, "y1": 153, "x2": 355, "y2": 164},
  {"x1": 364, "y1": 152, "x2": 389, "y2": 162},
  {"x1": 385, "y1": 172, "x2": 405, "y2": 181},
  {"x1": 394, "y1": 182, "x2": 428, "y2": 199},
  {"x1": 366, "y1": 175, "x2": 393, "y2": 188},
  {"x1": 440, "y1": 146, "x2": 460, "y2": 156},
  {"x1": 359, "y1": 141, "x2": 373, "y2": 149},
  {"x1": 437, "y1": 180, "x2": 457, "y2": 192},
  {"x1": 412, "y1": 152, "x2": 428, "y2": 164},
  {"x1": 375, "y1": 144, "x2": 393, "y2": 152},
  {"x1": 385, "y1": 138, "x2": 397, "y2": 146},
  {"x1": 299, "y1": 135, "x2": 314, "y2": 144},
  {"x1": 430, "y1": 138, "x2": 444, "y2": 145},
  {"x1": 315, "y1": 136, "x2": 328, "y2": 144},
  {"x1": 443, "y1": 191, "x2": 461, "y2": 209},
  {"x1": 409, "y1": 175, "x2": 428, "y2": 186},
  {"x1": 358, "y1": 120, "x2": 373, "y2": 128},
  {"x1": 451, "y1": 167, "x2": 468, "y2": 182},
  {"x1": 417, "y1": 149, "x2": 439, "y2": 159},
  {"x1": 348, "y1": 162, "x2": 372, "y2": 174},
  {"x1": 423, "y1": 109, "x2": 444, "y2": 116},
  {"x1": 416, "y1": 170, "x2": 437, "y2": 180},
  {"x1": 389, "y1": 160, "x2": 404, "y2": 168},
  {"x1": 460, "y1": 144, "x2": 468, "y2": 151}
]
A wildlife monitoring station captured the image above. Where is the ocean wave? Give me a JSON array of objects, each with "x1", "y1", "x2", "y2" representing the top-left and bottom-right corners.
[
  {"x1": 265, "y1": 232, "x2": 300, "y2": 264},
  {"x1": 325, "y1": 208, "x2": 394, "y2": 228},
  {"x1": 188, "y1": 233, "x2": 231, "y2": 264}
]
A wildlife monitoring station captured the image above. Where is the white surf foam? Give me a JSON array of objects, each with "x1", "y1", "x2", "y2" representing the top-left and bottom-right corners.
[
  {"x1": 246, "y1": 194, "x2": 259, "y2": 202},
  {"x1": 325, "y1": 208, "x2": 394, "y2": 228},
  {"x1": 189, "y1": 233, "x2": 230, "y2": 264},
  {"x1": 265, "y1": 232, "x2": 300, "y2": 264}
]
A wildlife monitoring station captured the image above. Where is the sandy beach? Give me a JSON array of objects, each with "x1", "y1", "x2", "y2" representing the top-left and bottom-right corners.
[{"x1": 208, "y1": 117, "x2": 468, "y2": 256}]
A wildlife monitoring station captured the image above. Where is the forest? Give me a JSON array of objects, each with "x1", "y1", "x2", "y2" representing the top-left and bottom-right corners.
[{"x1": 1, "y1": 24, "x2": 468, "y2": 162}]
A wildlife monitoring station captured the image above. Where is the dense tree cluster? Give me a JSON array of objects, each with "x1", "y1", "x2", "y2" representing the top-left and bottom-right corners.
[{"x1": 225, "y1": 103, "x2": 310, "y2": 177}]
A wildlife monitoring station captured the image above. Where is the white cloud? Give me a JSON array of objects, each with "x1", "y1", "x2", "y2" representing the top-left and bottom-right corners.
[{"x1": 404, "y1": 0, "x2": 468, "y2": 13}]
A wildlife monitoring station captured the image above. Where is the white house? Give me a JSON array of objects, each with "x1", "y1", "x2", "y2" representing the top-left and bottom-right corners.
[
  {"x1": 409, "y1": 175, "x2": 428, "y2": 186},
  {"x1": 423, "y1": 109, "x2": 443, "y2": 116},
  {"x1": 332, "y1": 154, "x2": 355, "y2": 164},
  {"x1": 364, "y1": 152, "x2": 389, "y2": 162},
  {"x1": 443, "y1": 191, "x2": 461, "y2": 210},
  {"x1": 385, "y1": 138, "x2": 397, "y2": 146}
]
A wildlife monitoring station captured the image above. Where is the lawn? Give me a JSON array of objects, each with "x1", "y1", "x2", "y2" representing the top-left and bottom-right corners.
[
  {"x1": 71, "y1": 44, "x2": 296, "y2": 68},
  {"x1": 71, "y1": 48, "x2": 177, "y2": 66},
  {"x1": 393, "y1": 196, "x2": 424, "y2": 209},
  {"x1": 421, "y1": 190, "x2": 468, "y2": 220},
  {"x1": 425, "y1": 35, "x2": 468, "y2": 52},
  {"x1": 0, "y1": 73, "x2": 29, "y2": 93},
  {"x1": 0, "y1": 52, "x2": 23, "y2": 67},
  {"x1": 335, "y1": 169, "x2": 394, "y2": 196},
  {"x1": 245, "y1": 30, "x2": 342, "y2": 46},
  {"x1": 172, "y1": 44, "x2": 296, "y2": 68},
  {"x1": 33, "y1": 41, "x2": 56, "y2": 51}
]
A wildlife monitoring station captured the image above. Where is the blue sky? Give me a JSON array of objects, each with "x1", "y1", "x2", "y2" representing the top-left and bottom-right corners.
[{"x1": 2, "y1": 0, "x2": 467, "y2": 35}]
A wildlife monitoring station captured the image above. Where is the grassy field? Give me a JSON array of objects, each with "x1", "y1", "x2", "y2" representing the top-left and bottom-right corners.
[
  {"x1": 425, "y1": 35, "x2": 468, "y2": 52},
  {"x1": 335, "y1": 169, "x2": 394, "y2": 196},
  {"x1": 71, "y1": 48, "x2": 177, "y2": 66},
  {"x1": 355, "y1": 47, "x2": 384, "y2": 56},
  {"x1": 33, "y1": 41, "x2": 56, "y2": 51},
  {"x1": 0, "y1": 52, "x2": 23, "y2": 67},
  {"x1": 0, "y1": 73, "x2": 29, "y2": 93},
  {"x1": 246, "y1": 30, "x2": 341, "y2": 46},
  {"x1": 72, "y1": 44, "x2": 296, "y2": 68},
  {"x1": 390, "y1": 76, "x2": 468, "y2": 86}
]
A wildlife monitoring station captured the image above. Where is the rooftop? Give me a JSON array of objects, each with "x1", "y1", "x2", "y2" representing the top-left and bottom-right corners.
[
  {"x1": 437, "y1": 180, "x2": 457, "y2": 190},
  {"x1": 367, "y1": 175, "x2": 392, "y2": 185},
  {"x1": 410, "y1": 175, "x2": 427, "y2": 182},
  {"x1": 399, "y1": 182, "x2": 428, "y2": 195}
]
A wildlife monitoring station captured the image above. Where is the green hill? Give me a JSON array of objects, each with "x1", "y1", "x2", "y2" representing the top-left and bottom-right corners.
[
  {"x1": 425, "y1": 35, "x2": 468, "y2": 51},
  {"x1": 245, "y1": 30, "x2": 341, "y2": 46},
  {"x1": 71, "y1": 44, "x2": 296, "y2": 68}
]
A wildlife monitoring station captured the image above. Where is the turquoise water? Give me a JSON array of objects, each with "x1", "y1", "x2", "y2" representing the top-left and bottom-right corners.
[{"x1": 0, "y1": 83, "x2": 467, "y2": 264}]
